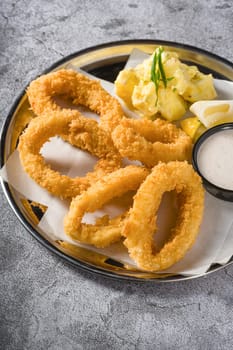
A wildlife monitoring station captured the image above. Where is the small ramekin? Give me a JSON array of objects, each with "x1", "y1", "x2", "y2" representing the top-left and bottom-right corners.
[{"x1": 192, "y1": 122, "x2": 233, "y2": 202}]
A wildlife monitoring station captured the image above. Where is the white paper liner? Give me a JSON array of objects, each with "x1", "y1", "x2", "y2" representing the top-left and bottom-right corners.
[{"x1": 1, "y1": 49, "x2": 233, "y2": 276}]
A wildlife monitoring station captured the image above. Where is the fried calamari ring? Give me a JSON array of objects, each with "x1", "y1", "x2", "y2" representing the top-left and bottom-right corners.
[
  {"x1": 122, "y1": 161, "x2": 204, "y2": 272},
  {"x1": 64, "y1": 166, "x2": 149, "y2": 248},
  {"x1": 18, "y1": 110, "x2": 122, "y2": 199},
  {"x1": 112, "y1": 118, "x2": 193, "y2": 167},
  {"x1": 27, "y1": 69, "x2": 124, "y2": 132}
]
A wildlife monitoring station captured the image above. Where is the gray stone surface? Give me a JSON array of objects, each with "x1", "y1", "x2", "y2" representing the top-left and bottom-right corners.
[{"x1": 1, "y1": 0, "x2": 233, "y2": 349}]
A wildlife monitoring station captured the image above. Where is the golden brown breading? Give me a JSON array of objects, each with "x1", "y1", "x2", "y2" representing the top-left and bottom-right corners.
[
  {"x1": 64, "y1": 166, "x2": 149, "y2": 247},
  {"x1": 27, "y1": 69, "x2": 125, "y2": 133},
  {"x1": 112, "y1": 117, "x2": 193, "y2": 167},
  {"x1": 18, "y1": 110, "x2": 122, "y2": 199},
  {"x1": 122, "y1": 161, "x2": 204, "y2": 271}
]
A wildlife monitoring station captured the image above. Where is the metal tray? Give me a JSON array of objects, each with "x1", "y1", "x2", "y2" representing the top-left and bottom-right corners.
[{"x1": 1, "y1": 39, "x2": 233, "y2": 282}]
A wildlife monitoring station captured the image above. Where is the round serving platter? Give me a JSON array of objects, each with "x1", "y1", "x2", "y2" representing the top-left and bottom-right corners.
[{"x1": 1, "y1": 39, "x2": 233, "y2": 282}]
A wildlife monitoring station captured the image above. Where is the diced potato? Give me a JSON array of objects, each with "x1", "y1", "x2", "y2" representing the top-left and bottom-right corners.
[
  {"x1": 172, "y1": 66, "x2": 196, "y2": 96},
  {"x1": 132, "y1": 81, "x2": 158, "y2": 118},
  {"x1": 157, "y1": 88, "x2": 187, "y2": 121},
  {"x1": 182, "y1": 73, "x2": 217, "y2": 102},
  {"x1": 163, "y1": 55, "x2": 182, "y2": 79},
  {"x1": 114, "y1": 47, "x2": 217, "y2": 121},
  {"x1": 134, "y1": 57, "x2": 152, "y2": 81},
  {"x1": 185, "y1": 65, "x2": 199, "y2": 79},
  {"x1": 115, "y1": 69, "x2": 139, "y2": 107}
]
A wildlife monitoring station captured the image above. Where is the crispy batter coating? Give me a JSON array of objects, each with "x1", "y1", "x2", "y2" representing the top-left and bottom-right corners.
[
  {"x1": 64, "y1": 166, "x2": 149, "y2": 247},
  {"x1": 18, "y1": 110, "x2": 122, "y2": 199},
  {"x1": 27, "y1": 69, "x2": 124, "y2": 132},
  {"x1": 112, "y1": 117, "x2": 193, "y2": 167},
  {"x1": 122, "y1": 161, "x2": 204, "y2": 271},
  {"x1": 23, "y1": 68, "x2": 205, "y2": 268}
]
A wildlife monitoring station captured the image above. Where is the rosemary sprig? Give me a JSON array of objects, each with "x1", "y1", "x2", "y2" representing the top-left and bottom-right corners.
[{"x1": 151, "y1": 47, "x2": 173, "y2": 105}]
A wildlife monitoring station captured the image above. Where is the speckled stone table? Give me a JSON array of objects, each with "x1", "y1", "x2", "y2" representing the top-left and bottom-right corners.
[{"x1": 1, "y1": 1, "x2": 233, "y2": 349}]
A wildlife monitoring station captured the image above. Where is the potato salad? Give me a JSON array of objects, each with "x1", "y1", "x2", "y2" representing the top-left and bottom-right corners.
[{"x1": 115, "y1": 47, "x2": 217, "y2": 122}]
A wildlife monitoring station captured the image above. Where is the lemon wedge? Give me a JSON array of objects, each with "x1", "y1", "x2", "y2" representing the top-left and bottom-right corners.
[
  {"x1": 193, "y1": 124, "x2": 207, "y2": 141},
  {"x1": 180, "y1": 117, "x2": 201, "y2": 139},
  {"x1": 190, "y1": 100, "x2": 233, "y2": 128}
]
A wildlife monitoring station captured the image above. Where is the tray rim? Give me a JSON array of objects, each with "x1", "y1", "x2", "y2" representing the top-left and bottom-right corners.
[{"x1": 1, "y1": 39, "x2": 233, "y2": 282}]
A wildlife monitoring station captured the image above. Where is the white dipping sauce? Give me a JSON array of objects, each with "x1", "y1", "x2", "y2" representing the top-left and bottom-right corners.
[{"x1": 197, "y1": 129, "x2": 233, "y2": 191}]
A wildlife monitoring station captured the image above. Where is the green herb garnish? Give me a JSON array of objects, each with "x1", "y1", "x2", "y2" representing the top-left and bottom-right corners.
[{"x1": 150, "y1": 47, "x2": 173, "y2": 105}]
